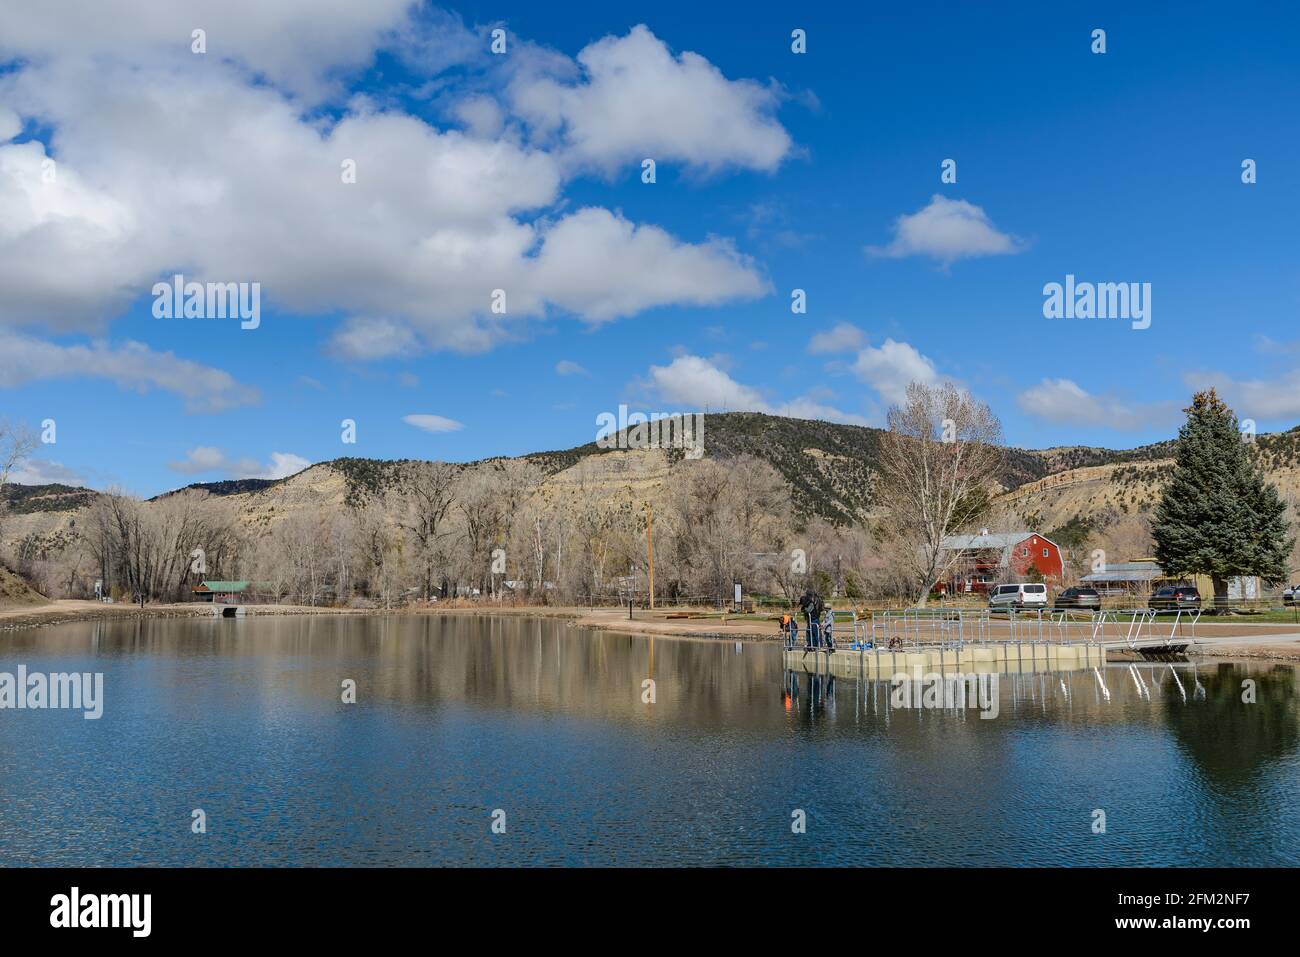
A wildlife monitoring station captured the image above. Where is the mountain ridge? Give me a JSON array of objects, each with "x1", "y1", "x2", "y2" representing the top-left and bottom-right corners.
[{"x1": 7, "y1": 411, "x2": 1300, "y2": 535}]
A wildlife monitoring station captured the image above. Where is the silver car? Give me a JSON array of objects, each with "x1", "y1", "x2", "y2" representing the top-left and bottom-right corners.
[{"x1": 988, "y1": 582, "x2": 1048, "y2": 609}]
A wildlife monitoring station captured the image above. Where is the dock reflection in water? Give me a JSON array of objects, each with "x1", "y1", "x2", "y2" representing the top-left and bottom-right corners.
[{"x1": 0, "y1": 615, "x2": 1297, "y2": 866}]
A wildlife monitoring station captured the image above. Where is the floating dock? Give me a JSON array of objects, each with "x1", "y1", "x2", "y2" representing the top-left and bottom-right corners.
[
  {"x1": 782, "y1": 606, "x2": 1205, "y2": 678},
  {"x1": 784, "y1": 642, "x2": 1107, "y2": 678}
]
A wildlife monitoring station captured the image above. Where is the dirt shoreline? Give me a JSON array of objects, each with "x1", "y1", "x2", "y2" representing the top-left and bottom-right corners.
[
  {"x1": 4, "y1": 600, "x2": 1300, "y2": 661},
  {"x1": 0, "y1": 599, "x2": 367, "y2": 633}
]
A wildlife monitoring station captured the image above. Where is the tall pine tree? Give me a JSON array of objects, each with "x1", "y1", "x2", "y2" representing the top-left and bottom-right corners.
[{"x1": 1153, "y1": 389, "x2": 1292, "y2": 598}]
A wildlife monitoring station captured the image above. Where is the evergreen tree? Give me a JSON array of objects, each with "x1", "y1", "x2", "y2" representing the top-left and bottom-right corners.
[{"x1": 1153, "y1": 389, "x2": 1292, "y2": 598}]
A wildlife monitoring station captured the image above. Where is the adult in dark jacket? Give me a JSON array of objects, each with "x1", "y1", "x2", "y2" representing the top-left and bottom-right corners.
[{"x1": 798, "y1": 589, "x2": 823, "y2": 648}]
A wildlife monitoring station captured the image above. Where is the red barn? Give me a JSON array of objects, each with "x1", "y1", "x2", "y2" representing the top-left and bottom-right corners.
[{"x1": 936, "y1": 530, "x2": 1065, "y2": 594}]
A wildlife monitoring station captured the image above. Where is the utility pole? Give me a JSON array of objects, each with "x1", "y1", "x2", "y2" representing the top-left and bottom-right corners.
[{"x1": 646, "y1": 503, "x2": 655, "y2": 610}]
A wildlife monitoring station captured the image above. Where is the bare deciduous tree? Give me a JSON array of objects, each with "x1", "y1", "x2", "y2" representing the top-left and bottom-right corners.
[
  {"x1": 875, "y1": 382, "x2": 1004, "y2": 605},
  {"x1": 397, "y1": 461, "x2": 459, "y2": 600},
  {"x1": 455, "y1": 464, "x2": 512, "y2": 598},
  {"x1": 0, "y1": 419, "x2": 38, "y2": 541}
]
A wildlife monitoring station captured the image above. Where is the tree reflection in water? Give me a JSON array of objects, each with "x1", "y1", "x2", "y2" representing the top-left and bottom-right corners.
[{"x1": 1163, "y1": 661, "x2": 1299, "y2": 785}]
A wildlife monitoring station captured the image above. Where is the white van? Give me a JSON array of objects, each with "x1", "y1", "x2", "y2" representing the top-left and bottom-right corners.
[{"x1": 988, "y1": 582, "x2": 1048, "y2": 609}]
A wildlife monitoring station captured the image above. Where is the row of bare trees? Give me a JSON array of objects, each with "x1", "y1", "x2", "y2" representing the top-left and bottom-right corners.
[{"x1": 2, "y1": 383, "x2": 1017, "y2": 607}]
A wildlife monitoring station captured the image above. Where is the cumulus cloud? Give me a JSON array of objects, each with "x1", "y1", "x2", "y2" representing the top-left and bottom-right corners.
[
  {"x1": 0, "y1": 107, "x2": 20, "y2": 142},
  {"x1": 808, "y1": 322, "x2": 865, "y2": 355},
  {"x1": 509, "y1": 24, "x2": 793, "y2": 174},
  {"x1": 532, "y1": 208, "x2": 768, "y2": 322},
  {"x1": 1182, "y1": 369, "x2": 1300, "y2": 421},
  {"x1": 850, "y1": 338, "x2": 945, "y2": 406},
  {"x1": 642, "y1": 354, "x2": 868, "y2": 424},
  {"x1": 1017, "y1": 378, "x2": 1176, "y2": 431},
  {"x1": 0, "y1": 10, "x2": 777, "y2": 362},
  {"x1": 0, "y1": 0, "x2": 415, "y2": 101},
  {"x1": 260, "y1": 452, "x2": 312, "y2": 479},
  {"x1": 0, "y1": 330, "x2": 259, "y2": 412},
  {"x1": 866, "y1": 195, "x2": 1022, "y2": 265},
  {"x1": 646, "y1": 354, "x2": 768, "y2": 410},
  {"x1": 168, "y1": 447, "x2": 309, "y2": 479},
  {"x1": 9, "y1": 457, "x2": 85, "y2": 486},
  {"x1": 555, "y1": 359, "x2": 588, "y2": 376},
  {"x1": 402, "y1": 413, "x2": 465, "y2": 433}
]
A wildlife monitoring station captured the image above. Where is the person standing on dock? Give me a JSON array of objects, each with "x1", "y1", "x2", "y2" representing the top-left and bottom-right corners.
[
  {"x1": 780, "y1": 613, "x2": 798, "y2": 649},
  {"x1": 799, "y1": 588, "x2": 823, "y2": 649}
]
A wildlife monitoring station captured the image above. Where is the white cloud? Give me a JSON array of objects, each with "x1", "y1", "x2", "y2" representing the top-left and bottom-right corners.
[
  {"x1": 850, "y1": 338, "x2": 944, "y2": 406},
  {"x1": 509, "y1": 24, "x2": 793, "y2": 174},
  {"x1": 403, "y1": 413, "x2": 465, "y2": 433},
  {"x1": 0, "y1": 107, "x2": 20, "y2": 142},
  {"x1": 168, "y1": 447, "x2": 228, "y2": 475},
  {"x1": 9, "y1": 457, "x2": 85, "y2": 486},
  {"x1": 643, "y1": 354, "x2": 867, "y2": 424},
  {"x1": 168, "y1": 447, "x2": 309, "y2": 479},
  {"x1": 261, "y1": 452, "x2": 312, "y2": 479},
  {"x1": 0, "y1": 330, "x2": 259, "y2": 412},
  {"x1": 647, "y1": 355, "x2": 768, "y2": 410},
  {"x1": 328, "y1": 318, "x2": 421, "y2": 361},
  {"x1": 532, "y1": 208, "x2": 768, "y2": 322},
  {"x1": 0, "y1": 13, "x2": 772, "y2": 358},
  {"x1": 1182, "y1": 370, "x2": 1300, "y2": 421},
  {"x1": 0, "y1": 0, "x2": 415, "y2": 101},
  {"x1": 1017, "y1": 378, "x2": 1176, "y2": 431},
  {"x1": 555, "y1": 359, "x2": 588, "y2": 376},
  {"x1": 866, "y1": 195, "x2": 1022, "y2": 265},
  {"x1": 0, "y1": 139, "x2": 141, "y2": 332},
  {"x1": 808, "y1": 322, "x2": 865, "y2": 355},
  {"x1": 452, "y1": 95, "x2": 506, "y2": 139}
]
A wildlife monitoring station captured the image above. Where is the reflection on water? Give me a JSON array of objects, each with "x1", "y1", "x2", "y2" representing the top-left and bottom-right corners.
[{"x1": 1, "y1": 615, "x2": 1297, "y2": 866}]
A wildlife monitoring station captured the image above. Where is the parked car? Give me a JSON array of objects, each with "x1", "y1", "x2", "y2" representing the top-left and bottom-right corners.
[
  {"x1": 1149, "y1": 585, "x2": 1201, "y2": 612},
  {"x1": 1284, "y1": 584, "x2": 1300, "y2": 605},
  {"x1": 1053, "y1": 586, "x2": 1101, "y2": 611},
  {"x1": 988, "y1": 582, "x2": 1049, "y2": 610}
]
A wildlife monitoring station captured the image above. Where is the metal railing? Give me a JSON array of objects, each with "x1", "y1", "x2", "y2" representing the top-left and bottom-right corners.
[
  {"x1": 867, "y1": 608, "x2": 989, "y2": 650},
  {"x1": 1086, "y1": 606, "x2": 1202, "y2": 649},
  {"x1": 815, "y1": 606, "x2": 1207, "y2": 653}
]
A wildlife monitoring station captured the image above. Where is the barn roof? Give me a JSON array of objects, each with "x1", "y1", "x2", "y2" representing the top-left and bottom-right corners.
[
  {"x1": 939, "y1": 531, "x2": 1061, "y2": 570},
  {"x1": 1080, "y1": 563, "x2": 1163, "y2": 584},
  {"x1": 941, "y1": 531, "x2": 1036, "y2": 550}
]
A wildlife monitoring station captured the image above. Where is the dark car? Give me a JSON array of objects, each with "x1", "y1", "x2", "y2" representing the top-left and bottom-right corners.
[
  {"x1": 1149, "y1": 585, "x2": 1201, "y2": 612},
  {"x1": 1053, "y1": 586, "x2": 1101, "y2": 611}
]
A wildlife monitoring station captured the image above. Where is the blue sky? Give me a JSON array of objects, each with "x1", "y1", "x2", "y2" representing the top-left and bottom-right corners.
[{"x1": 1, "y1": 1, "x2": 1297, "y2": 496}]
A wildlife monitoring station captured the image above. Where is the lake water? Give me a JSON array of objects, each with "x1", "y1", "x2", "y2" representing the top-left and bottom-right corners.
[{"x1": 1, "y1": 614, "x2": 1297, "y2": 866}]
